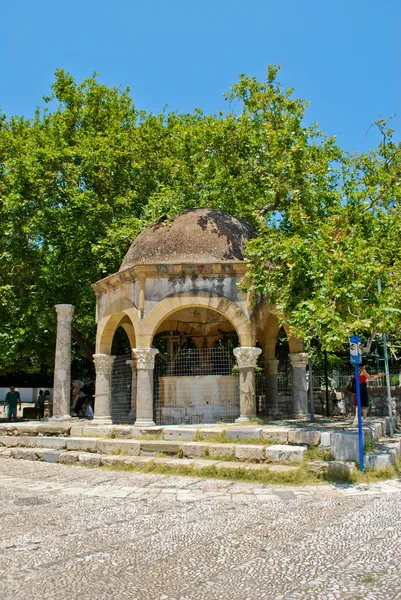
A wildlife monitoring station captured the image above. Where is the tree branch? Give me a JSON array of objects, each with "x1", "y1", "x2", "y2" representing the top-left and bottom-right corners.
[{"x1": 71, "y1": 326, "x2": 94, "y2": 364}]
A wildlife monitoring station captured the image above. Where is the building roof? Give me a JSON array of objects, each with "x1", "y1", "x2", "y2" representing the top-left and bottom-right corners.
[{"x1": 119, "y1": 209, "x2": 258, "y2": 270}]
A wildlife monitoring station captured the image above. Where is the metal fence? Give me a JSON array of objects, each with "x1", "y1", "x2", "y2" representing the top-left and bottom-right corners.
[
  {"x1": 154, "y1": 347, "x2": 239, "y2": 425},
  {"x1": 110, "y1": 354, "x2": 133, "y2": 424}
]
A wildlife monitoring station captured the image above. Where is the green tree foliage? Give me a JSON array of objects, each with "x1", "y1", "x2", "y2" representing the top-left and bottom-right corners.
[{"x1": 0, "y1": 66, "x2": 399, "y2": 374}]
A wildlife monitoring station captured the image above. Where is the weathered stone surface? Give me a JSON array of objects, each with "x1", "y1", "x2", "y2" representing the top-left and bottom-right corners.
[
  {"x1": 96, "y1": 439, "x2": 141, "y2": 456},
  {"x1": 331, "y1": 430, "x2": 373, "y2": 461},
  {"x1": 235, "y1": 445, "x2": 265, "y2": 461},
  {"x1": 226, "y1": 427, "x2": 262, "y2": 441},
  {"x1": 153, "y1": 457, "x2": 195, "y2": 467},
  {"x1": 43, "y1": 450, "x2": 61, "y2": 463},
  {"x1": 140, "y1": 441, "x2": 181, "y2": 453},
  {"x1": 163, "y1": 427, "x2": 198, "y2": 441},
  {"x1": 197, "y1": 427, "x2": 225, "y2": 439},
  {"x1": 260, "y1": 428, "x2": 289, "y2": 444},
  {"x1": 327, "y1": 461, "x2": 357, "y2": 475},
  {"x1": 208, "y1": 443, "x2": 236, "y2": 458},
  {"x1": 268, "y1": 464, "x2": 299, "y2": 473},
  {"x1": 0, "y1": 448, "x2": 12, "y2": 458},
  {"x1": 320, "y1": 431, "x2": 331, "y2": 447},
  {"x1": 0, "y1": 436, "x2": 19, "y2": 447},
  {"x1": 100, "y1": 455, "x2": 134, "y2": 467},
  {"x1": 193, "y1": 459, "x2": 219, "y2": 469},
  {"x1": 69, "y1": 425, "x2": 84, "y2": 437},
  {"x1": 58, "y1": 451, "x2": 80, "y2": 465},
  {"x1": 182, "y1": 442, "x2": 206, "y2": 458},
  {"x1": 81, "y1": 425, "x2": 115, "y2": 438},
  {"x1": 36, "y1": 437, "x2": 67, "y2": 449},
  {"x1": 37, "y1": 423, "x2": 72, "y2": 436},
  {"x1": 66, "y1": 437, "x2": 98, "y2": 452},
  {"x1": 365, "y1": 451, "x2": 395, "y2": 468},
  {"x1": 78, "y1": 452, "x2": 102, "y2": 466},
  {"x1": 214, "y1": 461, "x2": 245, "y2": 469},
  {"x1": 11, "y1": 448, "x2": 39, "y2": 461},
  {"x1": 265, "y1": 444, "x2": 307, "y2": 462},
  {"x1": 288, "y1": 429, "x2": 321, "y2": 446}
]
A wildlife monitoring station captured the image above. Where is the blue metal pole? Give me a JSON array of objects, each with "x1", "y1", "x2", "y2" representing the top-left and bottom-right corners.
[{"x1": 354, "y1": 354, "x2": 364, "y2": 472}]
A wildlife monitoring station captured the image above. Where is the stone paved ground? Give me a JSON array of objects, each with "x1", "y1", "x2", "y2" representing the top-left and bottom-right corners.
[{"x1": 1, "y1": 460, "x2": 401, "y2": 600}]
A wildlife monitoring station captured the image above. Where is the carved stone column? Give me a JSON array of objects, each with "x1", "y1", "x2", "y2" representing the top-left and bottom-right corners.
[
  {"x1": 233, "y1": 347, "x2": 262, "y2": 423},
  {"x1": 52, "y1": 304, "x2": 75, "y2": 419},
  {"x1": 289, "y1": 352, "x2": 309, "y2": 418},
  {"x1": 93, "y1": 354, "x2": 116, "y2": 423},
  {"x1": 132, "y1": 348, "x2": 159, "y2": 427},
  {"x1": 265, "y1": 358, "x2": 281, "y2": 418},
  {"x1": 126, "y1": 359, "x2": 137, "y2": 422}
]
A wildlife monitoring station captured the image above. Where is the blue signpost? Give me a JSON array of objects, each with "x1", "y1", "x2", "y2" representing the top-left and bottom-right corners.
[{"x1": 350, "y1": 335, "x2": 364, "y2": 472}]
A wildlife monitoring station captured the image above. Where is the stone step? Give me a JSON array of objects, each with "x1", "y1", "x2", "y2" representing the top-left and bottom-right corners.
[
  {"x1": 0, "y1": 446, "x2": 304, "y2": 474},
  {"x1": 0, "y1": 435, "x2": 308, "y2": 463}
]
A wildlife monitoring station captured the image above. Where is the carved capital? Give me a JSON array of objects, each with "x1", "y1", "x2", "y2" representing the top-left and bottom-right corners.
[
  {"x1": 93, "y1": 354, "x2": 116, "y2": 375},
  {"x1": 289, "y1": 352, "x2": 309, "y2": 369},
  {"x1": 55, "y1": 304, "x2": 75, "y2": 321},
  {"x1": 234, "y1": 346, "x2": 262, "y2": 369},
  {"x1": 264, "y1": 358, "x2": 279, "y2": 375},
  {"x1": 132, "y1": 348, "x2": 159, "y2": 370}
]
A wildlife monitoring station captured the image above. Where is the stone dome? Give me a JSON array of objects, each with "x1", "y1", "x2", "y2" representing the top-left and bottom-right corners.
[{"x1": 120, "y1": 209, "x2": 258, "y2": 270}]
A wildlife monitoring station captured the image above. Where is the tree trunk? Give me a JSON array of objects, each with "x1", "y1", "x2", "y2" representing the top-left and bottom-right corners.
[{"x1": 71, "y1": 326, "x2": 94, "y2": 364}]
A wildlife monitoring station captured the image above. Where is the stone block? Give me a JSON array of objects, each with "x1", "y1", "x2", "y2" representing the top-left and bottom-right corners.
[
  {"x1": 215, "y1": 461, "x2": 245, "y2": 470},
  {"x1": 96, "y1": 440, "x2": 141, "y2": 456},
  {"x1": 193, "y1": 459, "x2": 219, "y2": 469},
  {"x1": 225, "y1": 428, "x2": 262, "y2": 441},
  {"x1": 66, "y1": 437, "x2": 98, "y2": 452},
  {"x1": 208, "y1": 444, "x2": 236, "y2": 458},
  {"x1": 163, "y1": 427, "x2": 198, "y2": 441},
  {"x1": 110, "y1": 426, "x2": 134, "y2": 438},
  {"x1": 327, "y1": 461, "x2": 357, "y2": 476},
  {"x1": 365, "y1": 451, "x2": 395, "y2": 469},
  {"x1": 235, "y1": 445, "x2": 265, "y2": 461},
  {"x1": 70, "y1": 425, "x2": 84, "y2": 437},
  {"x1": 140, "y1": 441, "x2": 181, "y2": 454},
  {"x1": 153, "y1": 457, "x2": 195, "y2": 467},
  {"x1": 100, "y1": 455, "x2": 133, "y2": 467},
  {"x1": 81, "y1": 425, "x2": 114, "y2": 438},
  {"x1": 197, "y1": 427, "x2": 225, "y2": 440},
  {"x1": 11, "y1": 448, "x2": 39, "y2": 461},
  {"x1": 265, "y1": 444, "x2": 307, "y2": 462},
  {"x1": 9, "y1": 424, "x2": 39, "y2": 436},
  {"x1": 320, "y1": 432, "x2": 331, "y2": 447},
  {"x1": 78, "y1": 452, "x2": 102, "y2": 466},
  {"x1": 36, "y1": 437, "x2": 67, "y2": 449},
  {"x1": 182, "y1": 442, "x2": 207, "y2": 458},
  {"x1": 288, "y1": 429, "x2": 321, "y2": 446},
  {"x1": 43, "y1": 450, "x2": 61, "y2": 463},
  {"x1": 0, "y1": 448, "x2": 12, "y2": 458},
  {"x1": 59, "y1": 451, "x2": 80, "y2": 465},
  {"x1": 260, "y1": 428, "x2": 289, "y2": 444},
  {"x1": 331, "y1": 430, "x2": 373, "y2": 462},
  {"x1": 0, "y1": 436, "x2": 19, "y2": 447},
  {"x1": 37, "y1": 423, "x2": 72, "y2": 436}
]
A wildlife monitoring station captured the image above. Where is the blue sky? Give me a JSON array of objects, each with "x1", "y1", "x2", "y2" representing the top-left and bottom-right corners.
[{"x1": 2, "y1": 0, "x2": 399, "y2": 153}]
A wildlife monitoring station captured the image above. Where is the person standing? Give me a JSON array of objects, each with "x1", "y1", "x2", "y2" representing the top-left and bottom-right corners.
[
  {"x1": 353, "y1": 365, "x2": 385, "y2": 425},
  {"x1": 72, "y1": 380, "x2": 88, "y2": 417},
  {"x1": 35, "y1": 390, "x2": 45, "y2": 420},
  {"x1": 4, "y1": 386, "x2": 22, "y2": 420}
]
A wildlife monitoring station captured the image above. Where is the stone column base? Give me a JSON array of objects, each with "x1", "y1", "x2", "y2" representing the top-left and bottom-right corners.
[
  {"x1": 50, "y1": 414, "x2": 74, "y2": 421},
  {"x1": 134, "y1": 419, "x2": 156, "y2": 428},
  {"x1": 235, "y1": 415, "x2": 257, "y2": 423},
  {"x1": 91, "y1": 417, "x2": 113, "y2": 425}
]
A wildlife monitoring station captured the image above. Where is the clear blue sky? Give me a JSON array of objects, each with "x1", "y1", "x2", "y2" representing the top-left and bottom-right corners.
[{"x1": 2, "y1": 0, "x2": 400, "y2": 152}]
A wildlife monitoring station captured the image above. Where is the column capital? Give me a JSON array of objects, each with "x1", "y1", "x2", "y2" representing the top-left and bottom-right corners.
[
  {"x1": 93, "y1": 354, "x2": 116, "y2": 375},
  {"x1": 132, "y1": 348, "x2": 159, "y2": 370},
  {"x1": 55, "y1": 304, "x2": 75, "y2": 321},
  {"x1": 126, "y1": 359, "x2": 136, "y2": 368},
  {"x1": 289, "y1": 352, "x2": 309, "y2": 369},
  {"x1": 264, "y1": 358, "x2": 279, "y2": 375},
  {"x1": 234, "y1": 346, "x2": 262, "y2": 369}
]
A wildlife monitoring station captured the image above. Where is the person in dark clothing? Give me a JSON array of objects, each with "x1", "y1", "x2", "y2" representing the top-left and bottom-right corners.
[
  {"x1": 4, "y1": 386, "x2": 21, "y2": 420},
  {"x1": 35, "y1": 390, "x2": 45, "y2": 419}
]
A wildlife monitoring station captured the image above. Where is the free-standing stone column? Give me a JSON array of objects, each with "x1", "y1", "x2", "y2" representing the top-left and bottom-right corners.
[
  {"x1": 126, "y1": 359, "x2": 137, "y2": 422},
  {"x1": 289, "y1": 352, "x2": 309, "y2": 418},
  {"x1": 52, "y1": 304, "x2": 75, "y2": 419},
  {"x1": 233, "y1": 347, "x2": 262, "y2": 423},
  {"x1": 132, "y1": 348, "x2": 159, "y2": 427},
  {"x1": 265, "y1": 358, "x2": 281, "y2": 418},
  {"x1": 93, "y1": 354, "x2": 116, "y2": 423}
]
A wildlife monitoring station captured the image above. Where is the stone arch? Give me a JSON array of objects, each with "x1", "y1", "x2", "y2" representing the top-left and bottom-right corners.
[
  {"x1": 252, "y1": 300, "x2": 304, "y2": 357},
  {"x1": 139, "y1": 291, "x2": 254, "y2": 347},
  {"x1": 96, "y1": 298, "x2": 140, "y2": 355}
]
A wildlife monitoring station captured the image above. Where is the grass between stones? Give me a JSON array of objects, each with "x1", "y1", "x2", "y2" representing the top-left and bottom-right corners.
[{"x1": 89, "y1": 456, "x2": 401, "y2": 486}]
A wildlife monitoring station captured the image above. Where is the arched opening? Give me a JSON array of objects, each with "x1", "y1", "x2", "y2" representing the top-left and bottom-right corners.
[
  {"x1": 152, "y1": 306, "x2": 240, "y2": 425},
  {"x1": 110, "y1": 325, "x2": 134, "y2": 424}
]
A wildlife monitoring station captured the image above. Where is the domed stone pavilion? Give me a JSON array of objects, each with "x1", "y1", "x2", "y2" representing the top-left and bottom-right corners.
[{"x1": 89, "y1": 209, "x2": 308, "y2": 426}]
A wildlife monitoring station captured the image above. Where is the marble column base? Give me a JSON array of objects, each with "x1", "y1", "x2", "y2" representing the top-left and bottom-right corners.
[
  {"x1": 134, "y1": 419, "x2": 156, "y2": 428},
  {"x1": 235, "y1": 414, "x2": 257, "y2": 423}
]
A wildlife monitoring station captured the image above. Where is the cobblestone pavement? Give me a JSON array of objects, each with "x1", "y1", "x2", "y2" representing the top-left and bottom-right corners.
[{"x1": 1, "y1": 461, "x2": 401, "y2": 600}]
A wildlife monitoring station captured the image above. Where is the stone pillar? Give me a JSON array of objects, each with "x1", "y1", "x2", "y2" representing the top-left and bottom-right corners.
[
  {"x1": 126, "y1": 359, "x2": 137, "y2": 422},
  {"x1": 52, "y1": 304, "x2": 75, "y2": 419},
  {"x1": 289, "y1": 352, "x2": 309, "y2": 418},
  {"x1": 93, "y1": 354, "x2": 116, "y2": 423},
  {"x1": 233, "y1": 347, "x2": 262, "y2": 423},
  {"x1": 132, "y1": 348, "x2": 159, "y2": 427},
  {"x1": 265, "y1": 358, "x2": 281, "y2": 418}
]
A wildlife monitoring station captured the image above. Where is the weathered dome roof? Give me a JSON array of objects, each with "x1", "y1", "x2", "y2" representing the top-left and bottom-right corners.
[{"x1": 120, "y1": 209, "x2": 257, "y2": 270}]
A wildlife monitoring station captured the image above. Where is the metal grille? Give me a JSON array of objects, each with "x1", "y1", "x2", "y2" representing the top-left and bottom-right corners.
[
  {"x1": 255, "y1": 371, "x2": 293, "y2": 417},
  {"x1": 110, "y1": 354, "x2": 133, "y2": 424},
  {"x1": 154, "y1": 347, "x2": 239, "y2": 425}
]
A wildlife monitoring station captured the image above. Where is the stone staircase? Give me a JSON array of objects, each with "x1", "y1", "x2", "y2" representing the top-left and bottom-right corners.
[{"x1": 0, "y1": 418, "x2": 399, "y2": 473}]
